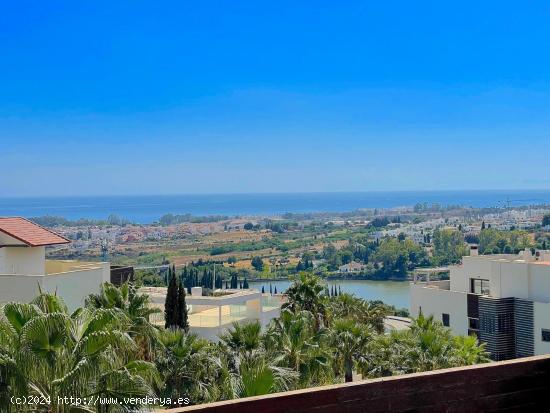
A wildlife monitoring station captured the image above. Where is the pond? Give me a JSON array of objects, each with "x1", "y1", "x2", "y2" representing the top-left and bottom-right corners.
[{"x1": 248, "y1": 279, "x2": 410, "y2": 310}]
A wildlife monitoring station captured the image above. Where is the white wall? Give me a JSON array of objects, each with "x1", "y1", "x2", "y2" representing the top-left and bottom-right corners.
[
  {"x1": 529, "y1": 265, "x2": 550, "y2": 303},
  {"x1": 0, "y1": 274, "x2": 44, "y2": 304},
  {"x1": 498, "y1": 261, "x2": 529, "y2": 299},
  {"x1": 534, "y1": 302, "x2": 550, "y2": 355},
  {"x1": 0, "y1": 246, "x2": 45, "y2": 275},
  {"x1": 0, "y1": 264, "x2": 107, "y2": 311},
  {"x1": 42, "y1": 265, "x2": 106, "y2": 310},
  {"x1": 410, "y1": 284, "x2": 468, "y2": 336}
]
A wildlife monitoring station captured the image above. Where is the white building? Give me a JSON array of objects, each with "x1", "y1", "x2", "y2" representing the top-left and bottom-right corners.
[
  {"x1": 0, "y1": 217, "x2": 110, "y2": 310},
  {"x1": 338, "y1": 261, "x2": 366, "y2": 273},
  {"x1": 141, "y1": 286, "x2": 283, "y2": 341},
  {"x1": 410, "y1": 247, "x2": 550, "y2": 360}
]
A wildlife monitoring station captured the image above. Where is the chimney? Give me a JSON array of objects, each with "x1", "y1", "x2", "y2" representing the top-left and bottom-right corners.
[{"x1": 470, "y1": 245, "x2": 479, "y2": 256}]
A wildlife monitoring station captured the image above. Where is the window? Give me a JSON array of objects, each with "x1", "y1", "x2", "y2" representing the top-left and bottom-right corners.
[
  {"x1": 469, "y1": 318, "x2": 479, "y2": 330},
  {"x1": 470, "y1": 278, "x2": 490, "y2": 295},
  {"x1": 542, "y1": 329, "x2": 550, "y2": 342},
  {"x1": 442, "y1": 313, "x2": 450, "y2": 327}
]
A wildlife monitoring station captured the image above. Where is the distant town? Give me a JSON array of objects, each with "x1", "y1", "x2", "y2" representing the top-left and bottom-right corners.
[{"x1": 38, "y1": 203, "x2": 550, "y2": 286}]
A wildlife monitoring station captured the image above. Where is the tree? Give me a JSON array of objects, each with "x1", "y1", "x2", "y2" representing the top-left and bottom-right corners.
[
  {"x1": 432, "y1": 228, "x2": 468, "y2": 265},
  {"x1": 264, "y1": 310, "x2": 334, "y2": 387},
  {"x1": 157, "y1": 329, "x2": 221, "y2": 405},
  {"x1": 543, "y1": 214, "x2": 550, "y2": 227},
  {"x1": 283, "y1": 273, "x2": 327, "y2": 328},
  {"x1": 165, "y1": 266, "x2": 179, "y2": 328},
  {"x1": 227, "y1": 256, "x2": 238, "y2": 265},
  {"x1": 243, "y1": 278, "x2": 249, "y2": 289},
  {"x1": 0, "y1": 294, "x2": 157, "y2": 412},
  {"x1": 331, "y1": 319, "x2": 371, "y2": 382},
  {"x1": 243, "y1": 222, "x2": 254, "y2": 230},
  {"x1": 177, "y1": 282, "x2": 189, "y2": 332},
  {"x1": 251, "y1": 256, "x2": 264, "y2": 271},
  {"x1": 86, "y1": 282, "x2": 161, "y2": 360}
]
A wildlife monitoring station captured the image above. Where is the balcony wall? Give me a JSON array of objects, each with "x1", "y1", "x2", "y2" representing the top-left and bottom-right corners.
[
  {"x1": 160, "y1": 355, "x2": 550, "y2": 413},
  {"x1": 0, "y1": 260, "x2": 109, "y2": 310}
]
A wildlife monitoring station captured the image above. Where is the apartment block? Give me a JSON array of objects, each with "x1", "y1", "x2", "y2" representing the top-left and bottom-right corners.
[{"x1": 410, "y1": 247, "x2": 550, "y2": 360}]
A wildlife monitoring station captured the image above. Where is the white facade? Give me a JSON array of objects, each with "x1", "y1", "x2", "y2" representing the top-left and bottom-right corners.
[
  {"x1": 0, "y1": 231, "x2": 109, "y2": 310},
  {"x1": 410, "y1": 249, "x2": 550, "y2": 357}
]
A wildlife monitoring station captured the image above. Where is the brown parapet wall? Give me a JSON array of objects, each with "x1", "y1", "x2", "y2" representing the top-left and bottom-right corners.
[{"x1": 157, "y1": 354, "x2": 550, "y2": 413}]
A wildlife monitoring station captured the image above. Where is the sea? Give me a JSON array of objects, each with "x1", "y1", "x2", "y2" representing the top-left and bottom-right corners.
[{"x1": 1, "y1": 190, "x2": 550, "y2": 224}]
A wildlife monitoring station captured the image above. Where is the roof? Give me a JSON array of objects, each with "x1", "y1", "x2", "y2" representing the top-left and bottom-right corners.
[{"x1": 0, "y1": 217, "x2": 70, "y2": 247}]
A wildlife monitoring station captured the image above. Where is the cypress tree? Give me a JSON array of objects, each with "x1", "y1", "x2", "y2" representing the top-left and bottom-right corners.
[
  {"x1": 269, "y1": 283, "x2": 273, "y2": 294},
  {"x1": 243, "y1": 277, "x2": 249, "y2": 289},
  {"x1": 261, "y1": 286, "x2": 265, "y2": 293},
  {"x1": 164, "y1": 266, "x2": 178, "y2": 328},
  {"x1": 177, "y1": 281, "x2": 189, "y2": 332},
  {"x1": 274, "y1": 286, "x2": 278, "y2": 294}
]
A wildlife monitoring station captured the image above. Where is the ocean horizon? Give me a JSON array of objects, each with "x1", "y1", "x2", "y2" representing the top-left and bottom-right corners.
[{"x1": 1, "y1": 190, "x2": 550, "y2": 224}]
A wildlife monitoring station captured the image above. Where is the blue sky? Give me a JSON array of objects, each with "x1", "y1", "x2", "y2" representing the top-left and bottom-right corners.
[{"x1": 1, "y1": 1, "x2": 550, "y2": 196}]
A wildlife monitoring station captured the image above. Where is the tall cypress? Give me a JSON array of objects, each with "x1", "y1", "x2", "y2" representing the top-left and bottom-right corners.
[
  {"x1": 164, "y1": 266, "x2": 178, "y2": 328},
  {"x1": 177, "y1": 281, "x2": 189, "y2": 332}
]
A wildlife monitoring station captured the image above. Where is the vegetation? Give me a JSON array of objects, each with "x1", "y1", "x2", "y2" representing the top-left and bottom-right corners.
[
  {"x1": 0, "y1": 274, "x2": 490, "y2": 411},
  {"x1": 478, "y1": 228, "x2": 532, "y2": 255},
  {"x1": 0, "y1": 293, "x2": 158, "y2": 412},
  {"x1": 432, "y1": 228, "x2": 469, "y2": 265},
  {"x1": 165, "y1": 265, "x2": 189, "y2": 331}
]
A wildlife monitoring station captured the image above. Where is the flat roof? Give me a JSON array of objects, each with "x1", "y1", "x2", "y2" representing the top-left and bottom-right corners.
[{"x1": 0, "y1": 217, "x2": 70, "y2": 247}]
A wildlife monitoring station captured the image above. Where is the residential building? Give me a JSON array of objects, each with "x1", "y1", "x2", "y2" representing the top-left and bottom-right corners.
[
  {"x1": 0, "y1": 217, "x2": 110, "y2": 310},
  {"x1": 141, "y1": 286, "x2": 283, "y2": 341},
  {"x1": 338, "y1": 261, "x2": 366, "y2": 273},
  {"x1": 410, "y1": 247, "x2": 550, "y2": 360}
]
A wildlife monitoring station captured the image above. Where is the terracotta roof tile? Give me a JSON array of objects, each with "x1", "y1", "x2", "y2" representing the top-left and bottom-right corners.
[{"x1": 0, "y1": 217, "x2": 70, "y2": 247}]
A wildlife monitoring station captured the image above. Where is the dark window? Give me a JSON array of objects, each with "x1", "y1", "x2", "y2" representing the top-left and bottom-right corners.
[
  {"x1": 442, "y1": 313, "x2": 450, "y2": 327},
  {"x1": 470, "y1": 278, "x2": 490, "y2": 295},
  {"x1": 469, "y1": 318, "x2": 479, "y2": 330},
  {"x1": 542, "y1": 329, "x2": 550, "y2": 342}
]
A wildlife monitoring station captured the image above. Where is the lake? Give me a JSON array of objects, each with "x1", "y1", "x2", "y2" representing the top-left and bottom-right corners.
[{"x1": 249, "y1": 279, "x2": 410, "y2": 310}]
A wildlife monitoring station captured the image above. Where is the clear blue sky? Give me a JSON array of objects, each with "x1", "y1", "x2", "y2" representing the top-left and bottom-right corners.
[{"x1": 1, "y1": 1, "x2": 550, "y2": 196}]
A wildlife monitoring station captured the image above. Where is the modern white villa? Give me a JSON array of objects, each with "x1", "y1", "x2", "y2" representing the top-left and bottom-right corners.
[
  {"x1": 0, "y1": 217, "x2": 110, "y2": 310},
  {"x1": 141, "y1": 286, "x2": 283, "y2": 341},
  {"x1": 411, "y1": 247, "x2": 550, "y2": 360}
]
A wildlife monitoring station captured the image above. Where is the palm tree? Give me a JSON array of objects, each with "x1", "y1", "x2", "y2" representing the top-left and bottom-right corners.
[
  {"x1": 219, "y1": 321, "x2": 263, "y2": 359},
  {"x1": 331, "y1": 319, "x2": 372, "y2": 382},
  {"x1": 217, "y1": 321, "x2": 298, "y2": 399},
  {"x1": 156, "y1": 328, "x2": 223, "y2": 405},
  {"x1": 283, "y1": 273, "x2": 327, "y2": 328},
  {"x1": 0, "y1": 293, "x2": 158, "y2": 412},
  {"x1": 327, "y1": 293, "x2": 388, "y2": 333},
  {"x1": 358, "y1": 314, "x2": 489, "y2": 378},
  {"x1": 86, "y1": 282, "x2": 161, "y2": 360},
  {"x1": 264, "y1": 310, "x2": 333, "y2": 387},
  {"x1": 231, "y1": 352, "x2": 298, "y2": 398}
]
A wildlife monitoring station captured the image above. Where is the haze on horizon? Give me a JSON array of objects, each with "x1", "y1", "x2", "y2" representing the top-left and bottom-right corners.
[{"x1": 1, "y1": 1, "x2": 550, "y2": 198}]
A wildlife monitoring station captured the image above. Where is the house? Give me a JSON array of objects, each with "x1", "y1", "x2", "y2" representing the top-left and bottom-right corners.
[
  {"x1": 410, "y1": 247, "x2": 550, "y2": 360},
  {"x1": 0, "y1": 217, "x2": 110, "y2": 310},
  {"x1": 338, "y1": 261, "x2": 366, "y2": 273},
  {"x1": 141, "y1": 286, "x2": 283, "y2": 341}
]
